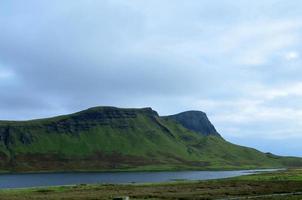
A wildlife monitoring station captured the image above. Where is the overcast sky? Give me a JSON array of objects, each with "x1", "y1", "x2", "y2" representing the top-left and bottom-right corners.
[{"x1": 1, "y1": 0, "x2": 302, "y2": 156}]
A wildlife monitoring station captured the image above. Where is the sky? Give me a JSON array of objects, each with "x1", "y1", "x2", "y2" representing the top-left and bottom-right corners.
[{"x1": 1, "y1": 0, "x2": 302, "y2": 156}]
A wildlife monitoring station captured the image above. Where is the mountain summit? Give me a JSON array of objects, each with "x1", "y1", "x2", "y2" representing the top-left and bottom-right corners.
[
  {"x1": 166, "y1": 111, "x2": 220, "y2": 137},
  {"x1": 0, "y1": 106, "x2": 301, "y2": 172}
]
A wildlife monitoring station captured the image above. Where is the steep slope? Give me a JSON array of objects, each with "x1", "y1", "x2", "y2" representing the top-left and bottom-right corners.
[
  {"x1": 0, "y1": 106, "x2": 301, "y2": 172},
  {"x1": 165, "y1": 111, "x2": 220, "y2": 136}
]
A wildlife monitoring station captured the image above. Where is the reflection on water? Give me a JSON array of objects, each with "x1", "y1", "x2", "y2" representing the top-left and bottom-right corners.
[{"x1": 0, "y1": 169, "x2": 280, "y2": 189}]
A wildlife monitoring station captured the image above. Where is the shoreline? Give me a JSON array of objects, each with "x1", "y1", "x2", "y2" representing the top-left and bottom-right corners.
[
  {"x1": 0, "y1": 168, "x2": 282, "y2": 190},
  {"x1": 0, "y1": 166, "x2": 283, "y2": 175},
  {"x1": 0, "y1": 169, "x2": 301, "y2": 200}
]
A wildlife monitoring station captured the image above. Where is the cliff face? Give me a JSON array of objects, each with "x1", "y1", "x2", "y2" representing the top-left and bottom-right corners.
[
  {"x1": 0, "y1": 107, "x2": 158, "y2": 137},
  {"x1": 0, "y1": 106, "x2": 301, "y2": 172},
  {"x1": 166, "y1": 111, "x2": 220, "y2": 137}
]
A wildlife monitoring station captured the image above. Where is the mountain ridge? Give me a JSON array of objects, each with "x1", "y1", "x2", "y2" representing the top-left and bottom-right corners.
[
  {"x1": 0, "y1": 106, "x2": 301, "y2": 172},
  {"x1": 165, "y1": 110, "x2": 221, "y2": 137}
]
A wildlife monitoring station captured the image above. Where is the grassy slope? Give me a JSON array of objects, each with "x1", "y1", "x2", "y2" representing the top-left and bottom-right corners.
[{"x1": 0, "y1": 107, "x2": 301, "y2": 172}]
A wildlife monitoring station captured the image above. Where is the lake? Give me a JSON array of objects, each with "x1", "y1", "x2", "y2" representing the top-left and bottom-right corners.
[{"x1": 0, "y1": 169, "x2": 277, "y2": 189}]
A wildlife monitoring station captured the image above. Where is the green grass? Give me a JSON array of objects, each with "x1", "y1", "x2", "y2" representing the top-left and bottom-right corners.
[{"x1": 236, "y1": 168, "x2": 302, "y2": 181}]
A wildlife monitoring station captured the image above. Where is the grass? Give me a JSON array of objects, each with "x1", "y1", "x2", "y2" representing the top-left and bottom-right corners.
[
  {"x1": 0, "y1": 169, "x2": 302, "y2": 199},
  {"x1": 236, "y1": 168, "x2": 302, "y2": 181}
]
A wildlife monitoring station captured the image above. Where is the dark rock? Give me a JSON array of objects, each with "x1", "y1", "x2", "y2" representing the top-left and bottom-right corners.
[
  {"x1": 113, "y1": 197, "x2": 129, "y2": 200},
  {"x1": 165, "y1": 111, "x2": 220, "y2": 137}
]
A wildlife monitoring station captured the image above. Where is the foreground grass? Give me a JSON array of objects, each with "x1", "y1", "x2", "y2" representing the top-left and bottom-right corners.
[{"x1": 1, "y1": 169, "x2": 302, "y2": 200}]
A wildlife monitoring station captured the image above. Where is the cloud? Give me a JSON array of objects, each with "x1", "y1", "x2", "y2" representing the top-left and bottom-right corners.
[
  {"x1": 195, "y1": 82, "x2": 302, "y2": 145},
  {"x1": 219, "y1": 20, "x2": 302, "y2": 66},
  {"x1": 0, "y1": 68, "x2": 15, "y2": 80},
  {"x1": 285, "y1": 51, "x2": 299, "y2": 60}
]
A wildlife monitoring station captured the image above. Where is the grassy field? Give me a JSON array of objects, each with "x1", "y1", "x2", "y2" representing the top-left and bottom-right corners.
[{"x1": 0, "y1": 169, "x2": 302, "y2": 199}]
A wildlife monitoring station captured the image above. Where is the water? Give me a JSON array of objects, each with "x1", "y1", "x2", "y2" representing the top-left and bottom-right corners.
[{"x1": 0, "y1": 169, "x2": 278, "y2": 189}]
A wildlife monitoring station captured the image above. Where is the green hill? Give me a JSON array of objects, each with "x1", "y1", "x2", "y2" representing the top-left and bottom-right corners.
[{"x1": 0, "y1": 106, "x2": 301, "y2": 172}]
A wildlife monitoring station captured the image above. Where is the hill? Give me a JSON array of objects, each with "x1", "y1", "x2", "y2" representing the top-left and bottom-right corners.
[
  {"x1": 165, "y1": 111, "x2": 221, "y2": 137},
  {"x1": 0, "y1": 106, "x2": 301, "y2": 172}
]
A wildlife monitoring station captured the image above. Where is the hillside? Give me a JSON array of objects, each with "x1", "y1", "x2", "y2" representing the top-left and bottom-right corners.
[{"x1": 0, "y1": 106, "x2": 301, "y2": 172}]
